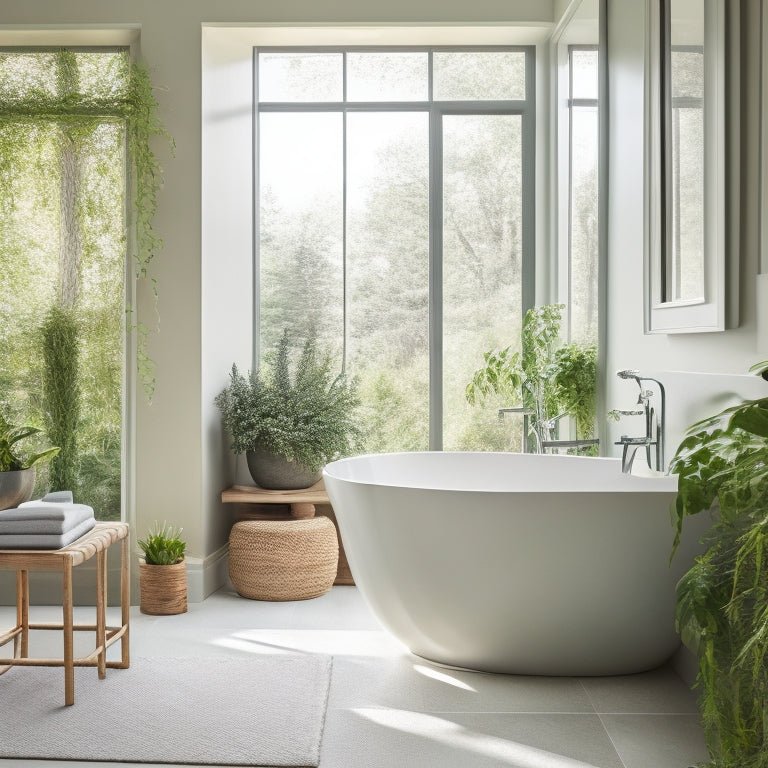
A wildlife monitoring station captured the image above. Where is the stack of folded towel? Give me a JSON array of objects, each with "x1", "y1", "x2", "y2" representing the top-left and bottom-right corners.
[{"x1": 0, "y1": 491, "x2": 95, "y2": 549}]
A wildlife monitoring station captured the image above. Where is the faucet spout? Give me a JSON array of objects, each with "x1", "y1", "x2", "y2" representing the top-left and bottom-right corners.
[{"x1": 616, "y1": 436, "x2": 651, "y2": 473}]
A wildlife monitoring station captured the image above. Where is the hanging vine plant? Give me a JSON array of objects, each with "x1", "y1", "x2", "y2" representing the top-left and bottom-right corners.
[{"x1": 0, "y1": 47, "x2": 173, "y2": 399}]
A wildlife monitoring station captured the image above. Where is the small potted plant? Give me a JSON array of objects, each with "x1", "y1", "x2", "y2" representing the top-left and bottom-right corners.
[
  {"x1": 0, "y1": 411, "x2": 60, "y2": 510},
  {"x1": 138, "y1": 522, "x2": 187, "y2": 615},
  {"x1": 215, "y1": 331, "x2": 362, "y2": 490}
]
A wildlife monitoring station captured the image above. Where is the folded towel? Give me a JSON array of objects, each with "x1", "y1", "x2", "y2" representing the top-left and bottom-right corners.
[
  {"x1": 0, "y1": 505, "x2": 94, "y2": 535},
  {"x1": 2, "y1": 500, "x2": 94, "y2": 522},
  {"x1": 0, "y1": 515, "x2": 96, "y2": 550},
  {"x1": 41, "y1": 490, "x2": 74, "y2": 504}
]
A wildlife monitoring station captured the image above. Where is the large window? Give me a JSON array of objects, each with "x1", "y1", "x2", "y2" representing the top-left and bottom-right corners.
[
  {"x1": 256, "y1": 47, "x2": 534, "y2": 452},
  {"x1": 0, "y1": 48, "x2": 128, "y2": 519}
]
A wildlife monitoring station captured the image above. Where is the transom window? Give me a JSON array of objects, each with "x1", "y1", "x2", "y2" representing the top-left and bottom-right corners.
[{"x1": 255, "y1": 47, "x2": 534, "y2": 452}]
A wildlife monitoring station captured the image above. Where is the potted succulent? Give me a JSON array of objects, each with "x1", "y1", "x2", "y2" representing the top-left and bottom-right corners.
[
  {"x1": 669, "y1": 360, "x2": 768, "y2": 768},
  {"x1": 216, "y1": 331, "x2": 362, "y2": 490},
  {"x1": 138, "y1": 522, "x2": 187, "y2": 615},
  {"x1": 0, "y1": 412, "x2": 60, "y2": 510}
]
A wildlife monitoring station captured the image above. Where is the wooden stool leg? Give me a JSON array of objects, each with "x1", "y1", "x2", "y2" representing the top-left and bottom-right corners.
[
  {"x1": 62, "y1": 558, "x2": 75, "y2": 706},
  {"x1": 119, "y1": 533, "x2": 130, "y2": 668},
  {"x1": 96, "y1": 550, "x2": 107, "y2": 679},
  {"x1": 15, "y1": 569, "x2": 29, "y2": 658}
]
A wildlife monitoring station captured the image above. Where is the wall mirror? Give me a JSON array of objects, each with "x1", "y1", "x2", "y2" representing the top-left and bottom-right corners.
[{"x1": 645, "y1": 0, "x2": 726, "y2": 333}]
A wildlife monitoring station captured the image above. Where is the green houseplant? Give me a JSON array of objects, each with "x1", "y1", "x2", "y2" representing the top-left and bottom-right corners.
[
  {"x1": 465, "y1": 304, "x2": 597, "y2": 452},
  {"x1": 669, "y1": 360, "x2": 768, "y2": 768},
  {"x1": 0, "y1": 412, "x2": 60, "y2": 509},
  {"x1": 138, "y1": 522, "x2": 187, "y2": 615},
  {"x1": 216, "y1": 331, "x2": 362, "y2": 490}
]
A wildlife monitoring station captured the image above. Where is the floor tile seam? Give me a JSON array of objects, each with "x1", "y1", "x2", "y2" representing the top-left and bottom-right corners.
[
  {"x1": 596, "y1": 710, "x2": 703, "y2": 717},
  {"x1": 325, "y1": 707, "x2": 606, "y2": 715},
  {"x1": 594, "y1": 710, "x2": 631, "y2": 768},
  {"x1": 577, "y1": 677, "x2": 601, "y2": 714}
]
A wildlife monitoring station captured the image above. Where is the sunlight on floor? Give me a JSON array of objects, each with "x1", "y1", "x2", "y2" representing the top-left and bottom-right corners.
[
  {"x1": 356, "y1": 708, "x2": 606, "y2": 767},
  {"x1": 212, "y1": 627, "x2": 408, "y2": 656},
  {"x1": 413, "y1": 662, "x2": 477, "y2": 691}
]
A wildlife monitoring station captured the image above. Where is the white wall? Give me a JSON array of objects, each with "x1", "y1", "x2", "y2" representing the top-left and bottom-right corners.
[{"x1": 604, "y1": 0, "x2": 767, "y2": 464}]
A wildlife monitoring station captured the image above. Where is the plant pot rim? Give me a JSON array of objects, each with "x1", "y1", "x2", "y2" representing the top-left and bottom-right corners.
[{"x1": 139, "y1": 557, "x2": 186, "y2": 566}]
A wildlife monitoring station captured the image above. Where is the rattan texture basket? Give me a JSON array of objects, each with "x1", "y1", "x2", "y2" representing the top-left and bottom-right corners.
[
  {"x1": 228, "y1": 517, "x2": 339, "y2": 601},
  {"x1": 139, "y1": 559, "x2": 188, "y2": 614}
]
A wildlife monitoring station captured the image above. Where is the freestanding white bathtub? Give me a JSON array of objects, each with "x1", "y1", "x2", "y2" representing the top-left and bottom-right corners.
[{"x1": 323, "y1": 451, "x2": 709, "y2": 676}]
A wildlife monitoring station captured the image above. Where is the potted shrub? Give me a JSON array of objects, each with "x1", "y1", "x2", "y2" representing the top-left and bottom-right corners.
[
  {"x1": 138, "y1": 522, "x2": 187, "y2": 615},
  {"x1": 0, "y1": 412, "x2": 60, "y2": 510},
  {"x1": 465, "y1": 304, "x2": 597, "y2": 452},
  {"x1": 669, "y1": 360, "x2": 768, "y2": 768},
  {"x1": 215, "y1": 331, "x2": 362, "y2": 490}
]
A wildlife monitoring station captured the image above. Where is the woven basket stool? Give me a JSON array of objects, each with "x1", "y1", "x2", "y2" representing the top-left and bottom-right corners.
[{"x1": 228, "y1": 517, "x2": 339, "y2": 601}]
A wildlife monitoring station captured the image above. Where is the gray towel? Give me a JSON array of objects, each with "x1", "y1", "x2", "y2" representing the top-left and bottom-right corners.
[
  {"x1": 0, "y1": 505, "x2": 94, "y2": 535},
  {"x1": 41, "y1": 490, "x2": 74, "y2": 504},
  {"x1": 1, "y1": 501, "x2": 93, "y2": 522},
  {"x1": 0, "y1": 516, "x2": 96, "y2": 549}
]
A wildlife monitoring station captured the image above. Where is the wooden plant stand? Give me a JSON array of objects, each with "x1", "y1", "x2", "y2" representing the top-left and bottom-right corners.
[
  {"x1": 221, "y1": 481, "x2": 354, "y2": 585},
  {"x1": 0, "y1": 522, "x2": 130, "y2": 706}
]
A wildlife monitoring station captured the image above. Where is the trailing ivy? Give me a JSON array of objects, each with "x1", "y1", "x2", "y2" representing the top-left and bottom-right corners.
[
  {"x1": 41, "y1": 305, "x2": 80, "y2": 493},
  {"x1": 0, "y1": 48, "x2": 172, "y2": 399}
]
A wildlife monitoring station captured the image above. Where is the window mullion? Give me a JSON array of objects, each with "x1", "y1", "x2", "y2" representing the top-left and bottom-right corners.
[
  {"x1": 429, "y1": 104, "x2": 443, "y2": 452},
  {"x1": 342, "y1": 45, "x2": 348, "y2": 371}
]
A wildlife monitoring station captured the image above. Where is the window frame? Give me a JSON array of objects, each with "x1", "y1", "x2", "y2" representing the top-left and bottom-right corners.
[
  {"x1": 565, "y1": 43, "x2": 600, "y2": 343},
  {"x1": 253, "y1": 45, "x2": 536, "y2": 450}
]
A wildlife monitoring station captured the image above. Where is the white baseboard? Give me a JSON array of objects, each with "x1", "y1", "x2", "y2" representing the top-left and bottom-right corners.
[{"x1": 186, "y1": 542, "x2": 229, "y2": 602}]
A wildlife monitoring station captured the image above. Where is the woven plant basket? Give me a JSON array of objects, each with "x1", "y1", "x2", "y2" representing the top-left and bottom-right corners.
[
  {"x1": 229, "y1": 517, "x2": 338, "y2": 601},
  {"x1": 139, "y1": 559, "x2": 188, "y2": 615}
]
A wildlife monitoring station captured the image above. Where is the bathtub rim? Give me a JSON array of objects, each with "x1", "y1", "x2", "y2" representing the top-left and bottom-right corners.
[{"x1": 323, "y1": 451, "x2": 679, "y2": 495}]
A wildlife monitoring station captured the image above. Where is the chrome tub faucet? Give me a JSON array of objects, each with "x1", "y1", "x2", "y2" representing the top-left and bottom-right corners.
[{"x1": 614, "y1": 370, "x2": 666, "y2": 473}]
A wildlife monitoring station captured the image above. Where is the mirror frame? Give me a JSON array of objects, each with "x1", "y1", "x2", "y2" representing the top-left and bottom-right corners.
[{"x1": 644, "y1": 0, "x2": 726, "y2": 333}]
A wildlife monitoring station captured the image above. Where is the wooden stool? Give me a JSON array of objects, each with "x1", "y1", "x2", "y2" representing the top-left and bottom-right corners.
[
  {"x1": 0, "y1": 522, "x2": 130, "y2": 706},
  {"x1": 228, "y1": 518, "x2": 338, "y2": 601}
]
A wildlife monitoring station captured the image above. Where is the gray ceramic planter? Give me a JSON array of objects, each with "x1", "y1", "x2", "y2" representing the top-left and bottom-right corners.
[
  {"x1": 0, "y1": 467, "x2": 36, "y2": 511},
  {"x1": 246, "y1": 449, "x2": 321, "y2": 490}
]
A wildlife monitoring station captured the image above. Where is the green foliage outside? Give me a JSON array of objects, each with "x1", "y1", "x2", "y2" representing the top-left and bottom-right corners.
[
  {"x1": 138, "y1": 522, "x2": 186, "y2": 566},
  {"x1": 669, "y1": 360, "x2": 768, "y2": 768},
  {"x1": 216, "y1": 332, "x2": 363, "y2": 473},
  {"x1": 258, "y1": 55, "x2": 540, "y2": 454},
  {"x1": 466, "y1": 304, "x2": 598, "y2": 452},
  {"x1": 41, "y1": 305, "x2": 80, "y2": 493},
  {"x1": 0, "y1": 48, "x2": 169, "y2": 519},
  {"x1": 0, "y1": 411, "x2": 59, "y2": 472}
]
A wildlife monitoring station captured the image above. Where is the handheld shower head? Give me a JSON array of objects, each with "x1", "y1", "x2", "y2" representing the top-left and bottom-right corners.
[{"x1": 616, "y1": 369, "x2": 640, "y2": 380}]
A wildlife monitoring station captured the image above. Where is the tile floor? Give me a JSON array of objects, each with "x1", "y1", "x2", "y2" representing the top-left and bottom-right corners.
[{"x1": 0, "y1": 585, "x2": 709, "y2": 768}]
